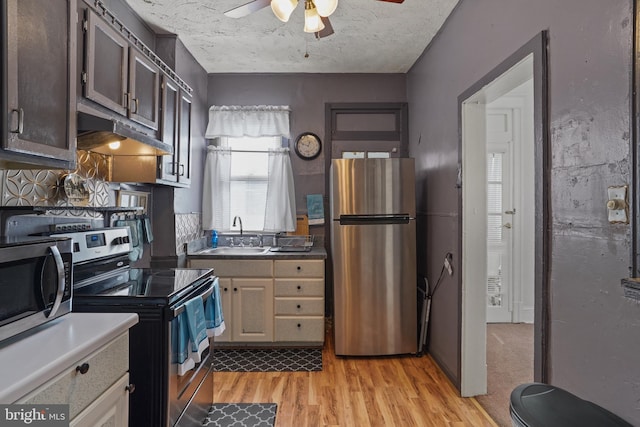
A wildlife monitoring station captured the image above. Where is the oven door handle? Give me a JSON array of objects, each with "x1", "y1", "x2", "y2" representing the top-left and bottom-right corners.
[
  {"x1": 172, "y1": 283, "x2": 215, "y2": 317},
  {"x1": 47, "y1": 245, "x2": 66, "y2": 319}
]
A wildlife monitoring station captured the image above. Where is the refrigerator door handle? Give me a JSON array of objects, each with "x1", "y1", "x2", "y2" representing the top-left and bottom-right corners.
[{"x1": 338, "y1": 214, "x2": 412, "y2": 225}]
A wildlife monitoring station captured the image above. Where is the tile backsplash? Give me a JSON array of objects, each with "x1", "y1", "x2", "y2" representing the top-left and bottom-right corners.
[{"x1": 0, "y1": 150, "x2": 110, "y2": 215}]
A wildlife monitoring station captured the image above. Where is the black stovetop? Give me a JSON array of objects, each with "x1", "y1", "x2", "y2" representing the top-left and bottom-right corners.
[{"x1": 74, "y1": 267, "x2": 214, "y2": 303}]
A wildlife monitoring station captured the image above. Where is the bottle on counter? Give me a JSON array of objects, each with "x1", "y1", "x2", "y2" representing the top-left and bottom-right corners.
[{"x1": 211, "y1": 230, "x2": 218, "y2": 248}]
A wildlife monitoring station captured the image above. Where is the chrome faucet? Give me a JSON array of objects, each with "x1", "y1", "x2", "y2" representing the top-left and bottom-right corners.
[{"x1": 232, "y1": 216, "x2": 243, "y2": 235}]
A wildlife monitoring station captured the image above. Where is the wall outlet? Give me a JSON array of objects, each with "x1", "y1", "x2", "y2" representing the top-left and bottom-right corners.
[{"x1": 444, "y1": 255, "x2": 453, "y2": 276}]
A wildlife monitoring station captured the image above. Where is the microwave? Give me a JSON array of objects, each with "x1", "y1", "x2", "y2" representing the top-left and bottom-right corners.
[{"x1": 0, "y1": 236, "x2": 73, "y2": 343}]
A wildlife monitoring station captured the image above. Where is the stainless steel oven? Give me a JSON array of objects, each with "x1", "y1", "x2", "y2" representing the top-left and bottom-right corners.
[
  {"x1": 0, "y1": 236, "x2": 72, "y2": 343},
  {"x1": 62, "y1": 228, "x2": 215, "y2": 427}
]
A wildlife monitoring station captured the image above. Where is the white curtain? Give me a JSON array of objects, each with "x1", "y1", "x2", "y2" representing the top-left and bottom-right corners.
[
  {"x1": 202, "y1": 147, "x2": 231, "y2": 231},
  {"x1": 264, "y1": 148, "x2": 297, "y2": 232},
  {"x1": 205, "y1": 105, "x2": 291, "y2": 138}
]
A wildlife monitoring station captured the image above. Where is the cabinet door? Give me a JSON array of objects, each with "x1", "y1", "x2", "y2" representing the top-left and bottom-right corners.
[
  {"x1": 232, "y1": 279, "x2": 273, "y2": 342},
  {"x1": 128, "y1": 48, "x2": 159, "y2": 130},
  {"x1": 158, "y1": 76, "x2": 179, "y2": 182},
  {"x1": 3, "y1": 0, "x2": 77, "y2": 167},
  {"x1": 214, "y1": 278, "x2": 232, "y2": 343},
  {"x1": 84, "y1": 9, "x2": 128, "y2": 116},
  {"x1": 70, "y1": 373, "x2": 130, "y2": 427},
  {"x1": 177, "y1": 91, "x2": 192, "y2": 185}
]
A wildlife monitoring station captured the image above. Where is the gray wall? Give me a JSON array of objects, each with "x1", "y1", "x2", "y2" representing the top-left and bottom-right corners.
[
  {"x1": 408, "y1": 0, "x2": 639, "y2": 423},
  {"x1": 206, "y1": 73, "x2": 407, "y2": 224}
]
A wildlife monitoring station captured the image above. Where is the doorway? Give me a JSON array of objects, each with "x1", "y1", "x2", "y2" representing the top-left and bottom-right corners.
[{"x1": 458, "y1": 31, "x2": 549, "y2": 401}]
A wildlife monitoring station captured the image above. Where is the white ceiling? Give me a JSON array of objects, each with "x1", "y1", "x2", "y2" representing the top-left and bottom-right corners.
[{"x1": 125, "y1": 0, "x2": 459, "y2": 74}]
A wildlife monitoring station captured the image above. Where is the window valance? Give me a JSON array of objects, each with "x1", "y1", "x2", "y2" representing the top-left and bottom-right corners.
[{"x1": 205, "y1": 105, "x2": 291, "y2": 139}]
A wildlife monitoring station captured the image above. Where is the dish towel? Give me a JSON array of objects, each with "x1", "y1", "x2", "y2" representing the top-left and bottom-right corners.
[
  {"x1": 115, "y1": 219, "x2": 144, "y2": 261},
  {"x1": 172, "y1": 311, "x2": 195, "y2": 376},
  {"x1": 204, "y1": 277, "x2": 226, "y2": 337},
  {"x1": 184, "y1": 295, "x2": 209, "y2": 364}
]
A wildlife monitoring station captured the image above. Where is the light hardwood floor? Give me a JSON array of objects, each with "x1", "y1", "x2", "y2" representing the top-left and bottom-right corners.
[{"x1": 213, "y1": 327, "x2": 498, "y2": 427}]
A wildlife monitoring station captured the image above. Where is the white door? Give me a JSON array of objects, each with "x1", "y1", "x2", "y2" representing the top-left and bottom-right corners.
[{"x1": 486, "y1": 133, "x2": 514, "y2": 323}]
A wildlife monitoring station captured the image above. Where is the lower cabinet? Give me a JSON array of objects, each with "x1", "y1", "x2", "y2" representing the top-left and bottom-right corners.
[
  {"x1": 17, "y1": 332, "x2": 131, "y2": 427},
  {"x1": 217, "y1": 277, "x2": 274, "y2": 342},
  {"x1": 70, "y1": 374, "x2": 129, "y2": 427},
  {"x1": 188, "y1": 257, "x2": 325, "y2": 346}
]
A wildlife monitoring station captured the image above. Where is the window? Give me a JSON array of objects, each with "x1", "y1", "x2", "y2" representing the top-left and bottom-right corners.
[{"x1": 220, "y1": 136, "x2": 282, "y2": 232}]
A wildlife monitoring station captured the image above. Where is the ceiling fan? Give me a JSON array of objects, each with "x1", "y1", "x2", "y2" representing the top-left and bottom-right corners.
[{"x1": 224, "y1": 0, "x2": 405, "y2": 39}]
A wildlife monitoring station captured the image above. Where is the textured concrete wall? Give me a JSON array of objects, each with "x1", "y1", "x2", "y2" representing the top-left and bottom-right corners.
[{"x1": 408, "y1": 0, "x2": 639, "y2": 423}]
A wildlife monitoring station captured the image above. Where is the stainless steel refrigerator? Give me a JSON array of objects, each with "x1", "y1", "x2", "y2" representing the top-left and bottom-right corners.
[{"x1": 330, "y1": 158, "x2": 417, "y2": 356}]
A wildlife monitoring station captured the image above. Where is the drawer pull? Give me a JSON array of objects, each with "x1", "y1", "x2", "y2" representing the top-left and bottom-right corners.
[
  {"x1": 297, "y1": 323, "x2": 301, "y2": 328},
  {"x1": 76, "y1": 363, "x2": 90, "y2": 375},
  {"x1": 223, "y1": 287, "x2": 228, "y2": 292},
  {"x1": 297, "y1": 304, "x2": 301, "y2": 309},
  {"x1": 234, "y1": 287, "x2": 238, "y2": 292},
  {"x1": 297, "y1": 285, "x2": 302, "y2": 290},
  {"x1": 125, "y1": 383, "x2": 136, "y2": 394},
  {"x1": 296, "y1": 266, "x2": 301, "y2": 270}
]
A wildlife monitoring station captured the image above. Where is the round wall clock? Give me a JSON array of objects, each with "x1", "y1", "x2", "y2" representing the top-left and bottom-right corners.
[{"x1": 294, "y1": 132, "x2": 322, "y2": 160}]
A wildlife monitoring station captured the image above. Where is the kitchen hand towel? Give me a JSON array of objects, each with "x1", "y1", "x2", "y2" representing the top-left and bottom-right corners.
[
  {"x1": 116, "y1": 219, "x2": 143, "y2": 261},
  {"x1": 184, "y1": 295, "x2": 209, "y2": 364},
  {"x1": 204, "y1": 277, "x2": 226, "y2": 337},
  {"x1": 173, "y1": 311, "x2": 195, "y2": 376},
  {"x1": 142, "y1": 216, "x2": 154, "y2": 243}
]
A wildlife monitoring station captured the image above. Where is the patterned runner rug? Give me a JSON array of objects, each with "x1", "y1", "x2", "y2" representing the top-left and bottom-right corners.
[
  {"x1": 212, "y1": 347, "x2": 322, "y2": 372},
  {"x1": 203, "y1": 403, "x2": 277, "y2": 427}
]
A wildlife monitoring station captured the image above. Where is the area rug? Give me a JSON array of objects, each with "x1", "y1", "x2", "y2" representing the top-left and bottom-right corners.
[
  {"x1": 203, "y1": 403, "x2": 277, "y2": 427},
  {"x1": 212, "y1": 347, "x2": 322, "y2": 372}
]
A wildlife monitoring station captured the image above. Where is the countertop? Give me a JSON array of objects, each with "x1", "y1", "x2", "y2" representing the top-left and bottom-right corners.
[
  {"x1": 188, "y1": 246, "x2": 327, "y2": 260},
  {"x1": 186, "y1": 237, "x2": 327, "y2": 260},
  {"x1": 0, "y1": 312, "x2": 139, "y2": 403}
]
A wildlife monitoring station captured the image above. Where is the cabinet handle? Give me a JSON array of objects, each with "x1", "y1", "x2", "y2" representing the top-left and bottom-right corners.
[
  {"x1": 123, "y1": 92, "x2": 130, "y2": 109},
  {"x1": 75, "y1": 363, "x2": 90, "y2": 375},
  {"x1": 297, "y1": 285, "x2": 302, "y2": 290},
  {"x1": 125, "y1": 384, "x2": 136, "y2": 394},
  {"x1": 296, "y1": 304, "x2": 301, "y2": 309},
  {"x1": 10, "y1": 108, "x2": 24, "y2": 134},
  {"x1": 223, "y1": 287, "x2": 228, "y2": 292},
  {"x1": 179, "y1": 163, "x2": 185, "y2": 177},
  {"x1": 131, "y1": 98, "x2": 139, "y2": 114},
  {"x1": 233, "y1": 287, "x2": 238, "y2": 292},
  {"x1": 296, "y1": 266, "x2": 301, "y2": 270},
  {"x1": 297, "y1": 323, "x2": 301, "y2": 328}
]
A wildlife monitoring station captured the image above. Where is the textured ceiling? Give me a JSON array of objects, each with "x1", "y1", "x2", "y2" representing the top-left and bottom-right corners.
[{"x1": 125, "y1": 0, "x2": 459, "y2": 73}]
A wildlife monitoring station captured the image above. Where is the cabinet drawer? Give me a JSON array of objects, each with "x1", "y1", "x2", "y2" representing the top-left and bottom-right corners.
[
  {"x1": 275, "y1": 297, "x2": 324, "y2": 315},
  {"x1": 19, "y1": 332, "x2": 129, "y2": 419},
  {"x1": 274, "y1": 278, "x2": 324, "y2": 297},
  {"x1": 274, "y1": 317, "x2": 325, "y2": 342},
  {"x1": 274, "y1": 260, "x2": 324, "y2": 277}
]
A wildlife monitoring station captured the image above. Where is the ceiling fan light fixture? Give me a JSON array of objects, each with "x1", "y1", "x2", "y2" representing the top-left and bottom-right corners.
[
  {"x1": 314, "y1": 0, "x2": 338, "y2": 17},
  {"x1": 303, "y1": 0, "x2": 325, "y2": 33},
  {"x1": 271, "y1": 0, "x2": 298, "y2": 22}
]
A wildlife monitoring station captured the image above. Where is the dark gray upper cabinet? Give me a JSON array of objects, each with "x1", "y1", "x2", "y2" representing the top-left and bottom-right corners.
[
  {"x1": 83, "y1": 8, "x2": 160, "y2": 131},
  {"x1": 158, "y1": 75, "x2": 192, "y2": 187},
  {"x1": 177, "y1": 91, "x2": 192, "y2": 186},
  {"x1": 1, "y1": 0, "x2": 77, "y2": 169}
]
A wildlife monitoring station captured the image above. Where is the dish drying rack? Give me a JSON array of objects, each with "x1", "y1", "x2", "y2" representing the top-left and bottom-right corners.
[{"x1": 273, "y1": 235, "x2": 314, "y2": 252}]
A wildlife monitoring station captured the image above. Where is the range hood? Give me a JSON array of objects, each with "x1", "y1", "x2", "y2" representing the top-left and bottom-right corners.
[{"x1": 76, "y1": 112, "x2": 173, "y2": 156}]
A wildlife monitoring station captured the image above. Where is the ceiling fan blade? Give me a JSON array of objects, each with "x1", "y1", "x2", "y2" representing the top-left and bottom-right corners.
[
  {"x1": 224, "y1": 0, "x2": 271, "y2": 18},
  {"x1": 315, "y1": 16, "x2": 334, "y2": 39},
  {"x1": 377, "y1": 0, "x2": 405, "y2": 3}
]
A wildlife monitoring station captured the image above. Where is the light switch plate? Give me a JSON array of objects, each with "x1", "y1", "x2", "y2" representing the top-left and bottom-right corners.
[{"x1": 607, "y1": 185, "x2": 628, "y2": 224}]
